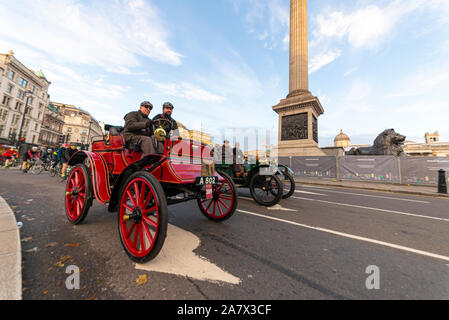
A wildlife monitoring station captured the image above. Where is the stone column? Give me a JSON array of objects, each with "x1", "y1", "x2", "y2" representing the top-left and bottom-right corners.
[
  {"x1": 289, "y1": 0, "x2": 309, "y2": 97},
  {"x1": 272, "y1": 0, "x2": 325, "y2": 157}
]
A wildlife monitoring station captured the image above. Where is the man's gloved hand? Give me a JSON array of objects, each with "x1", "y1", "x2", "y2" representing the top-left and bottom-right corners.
[{"x1": 145, "y1": 119, "x2": 153, "y2": 129}]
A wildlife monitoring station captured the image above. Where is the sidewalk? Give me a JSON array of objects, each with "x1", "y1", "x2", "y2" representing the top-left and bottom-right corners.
[
  {"x1": 0, "y1": 196, "x2": 22, "y2": 300},
  {"x1": 294, "y1": 178, "x2": 449, "y2": 199}
]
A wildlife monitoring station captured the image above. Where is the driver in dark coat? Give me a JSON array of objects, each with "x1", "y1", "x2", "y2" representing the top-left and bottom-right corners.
[
  {"x1": 152, "y1": 102, "x2": 179, "y2": 153},
  {"x1": 123, "y1": 101, "x2": 155, "y2": 156}
]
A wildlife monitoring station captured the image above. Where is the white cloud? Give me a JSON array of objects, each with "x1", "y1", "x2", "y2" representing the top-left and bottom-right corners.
[
  {"x1": 231, "y1": 0, "x2": 289, "y2": 51},
  {"x1": 0, "y1": 0, "x2": 183, "y2": 72},
  {"x1": 313, "y1": 0, "x2": 449, "y2": 49},
  {"x1": 309, "y1": 50, "x2": 341, "y2": 74},
  {"x1": 148, "y1": 81, "x2": 225, "y2": 103}
]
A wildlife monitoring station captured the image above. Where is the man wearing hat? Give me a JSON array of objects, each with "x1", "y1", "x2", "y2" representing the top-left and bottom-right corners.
[
  {"x1": 152, "y1": 102, "x2": 179, "y2": 153},
  {"x1": 123, "y1": 101, "x2": 156, "y2": 156}
]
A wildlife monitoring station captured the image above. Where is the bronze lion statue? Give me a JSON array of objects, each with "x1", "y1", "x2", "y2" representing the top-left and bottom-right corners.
[{"x1": 347, "y1": 129, "x2": 406, "y2": 156}]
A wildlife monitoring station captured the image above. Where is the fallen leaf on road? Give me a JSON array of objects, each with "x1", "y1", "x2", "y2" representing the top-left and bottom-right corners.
[
  {"x1": 21, "y1": 237, "x2": 33, "y2": 243},
  {"x1": 26, "y1": 218, "x2": 35, "y2": 222},
  {"x1": 45, "y1": 242, "x2": 58, "y2": 248},
  {"x1": 60, "y1": 255, "x2": 72, "y2": 263},
  {"x1": 136, "y1": 274, "x2": 148, "y2": 286},
  {"x1": 53, "y1": 255, "x2": 73, "y2": 268},
  {"x1": 25, "y1": 247, "x2": 38, "y2": 253},
  {"x1": 42, "y1": 290, "x2": 48, "y2": 295},
  {"x1": 27, "y1": 199, "x2": 33, "y2": 202},
  {"x1": 65, "y1": 243, "x2": 80, "y2": 248}
]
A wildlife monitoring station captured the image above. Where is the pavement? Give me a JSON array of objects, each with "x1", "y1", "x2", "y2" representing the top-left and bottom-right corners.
[
  {"x1": 294, "y1": 177, "x2": 449, "y2": 198},
  {"x1": 1, "y1": 168, "x2": 449, "y2": 299},
  {"x1": 0, "y1": 194, "x2": 22, "y2": 300}
]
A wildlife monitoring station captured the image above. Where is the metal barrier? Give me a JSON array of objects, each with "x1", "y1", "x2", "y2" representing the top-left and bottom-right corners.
[{"x1": 280, "y1": 156, "x2": 449, "y2": 186}]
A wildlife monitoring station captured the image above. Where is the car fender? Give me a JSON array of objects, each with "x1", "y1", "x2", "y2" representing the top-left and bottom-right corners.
[{"x1": 68, "y1": 151, "x2": 111, "y2": 204}]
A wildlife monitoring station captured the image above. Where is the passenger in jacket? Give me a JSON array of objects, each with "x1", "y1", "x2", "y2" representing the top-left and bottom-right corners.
[
  {"x1": 123, "y1": 101, "x2": 155, "y2": 157},
  {"x1": 152, "y1": 102, "x2": 179, "y2": 154}
]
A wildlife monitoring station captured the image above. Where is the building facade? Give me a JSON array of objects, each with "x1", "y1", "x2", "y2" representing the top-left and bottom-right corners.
[
  {"x1": 52, "y1": 102, "x2": 103, "y2": 149},
  {"x1": 38, "y1": 102, "x2": 65, "y2": 149},
  {"x1": 0, "y1": 50, "x2": 51, "y2": 146}
]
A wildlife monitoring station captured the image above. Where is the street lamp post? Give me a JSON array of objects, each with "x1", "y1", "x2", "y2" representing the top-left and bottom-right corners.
[
  {"x1": 16, "y1": 90, "x2": 33, "y2": 148},
  {"x1": 86, "y1": 120, "x2": 93, "y2": 151}
]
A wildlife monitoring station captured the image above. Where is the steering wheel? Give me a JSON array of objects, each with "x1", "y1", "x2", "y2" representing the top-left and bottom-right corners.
[
  {"x1": 152, "y1": 118, "x2": 172, "y2": 142},
  {"x1": 152, "y1": 118, "x2": 171, "y2": 128}
]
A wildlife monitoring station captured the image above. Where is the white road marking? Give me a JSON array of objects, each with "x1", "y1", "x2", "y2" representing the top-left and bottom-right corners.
[
  {"x1": 297, "y1": 188, "x2": 429, "y2": 203},
  {"x1": 237, "y1": 209, "x2": 449, "y2": 263},
  {"x1": 135, "y1": 224, "x2": 241, "y2": 285},
  {"x1": 292, "y1": 196, "x2": 449, "y2": 223},
  {"x1": 267, "y1": 204, "x2": 297, "y2": 212},
  {"x1": 294, "y1": 190, "x2": 328, "y2": 196},
  {"x1": 239, "y1": 196, "x2": 255, "y2": 201}
]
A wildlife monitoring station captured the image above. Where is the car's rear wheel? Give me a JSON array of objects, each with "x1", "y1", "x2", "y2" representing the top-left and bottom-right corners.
[
  {"x1": 278, "y1": 170, "x2": 295, "y2": 199},
  {"x1": 249, "y1": 172, "x2": 282, "y2": 207},
  {"x1": 65, "y1": 164, "x2": 93, "y2": 224},
  {"x1": 197, "y1": 172, "x2": 238, "y2": 222},
  {"x1": 118, "y1": 171, "x2": 168, "y2": 263}
]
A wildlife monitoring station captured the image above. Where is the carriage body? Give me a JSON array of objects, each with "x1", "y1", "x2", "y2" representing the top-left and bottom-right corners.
[{"x1": 65, "y1": 126, "x2": 237, "y2": 263}]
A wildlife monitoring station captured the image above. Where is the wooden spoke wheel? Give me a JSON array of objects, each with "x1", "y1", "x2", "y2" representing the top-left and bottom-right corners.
[
  {"x1": 65, "y1": 164, "x2": 93, "y2": 225},
  {"x1": 249, "y1": 172, "x2": 283, "y2": 207},
  {"x1": 197, "y1": 171, "x2": 238, "y2": 222},
  {"x1": 118, "y1": 171, "x2": 168, "y2": 263}
]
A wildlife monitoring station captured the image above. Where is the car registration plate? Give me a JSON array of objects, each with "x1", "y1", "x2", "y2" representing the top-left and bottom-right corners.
[{"x1": 196, "y1": 176, "x2": 218, "y2": 186}]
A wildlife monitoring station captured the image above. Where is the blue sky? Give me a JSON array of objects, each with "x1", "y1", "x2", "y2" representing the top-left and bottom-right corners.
[{"x1": 1, "y1": 0, "x2": 449, "y2": 148}]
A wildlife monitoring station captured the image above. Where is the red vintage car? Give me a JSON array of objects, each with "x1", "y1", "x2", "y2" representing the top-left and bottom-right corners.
[{"x1": 64, "y1": 122, "x2": 238, "y2": 263}]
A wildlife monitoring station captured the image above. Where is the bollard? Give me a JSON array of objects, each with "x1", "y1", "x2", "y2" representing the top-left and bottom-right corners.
[{"x1": 438, "y1": 169, "x2": 447, "y2": 194}]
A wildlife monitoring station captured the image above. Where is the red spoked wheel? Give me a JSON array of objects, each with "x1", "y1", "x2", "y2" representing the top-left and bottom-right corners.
[
  {"x1": 118, "y1": 171, "x2": 168, "y2": 263},
  {"x1": 65, "y1": 164, "x2": 92, "y2": 225},
  {"x1": 197, "y1": 171, "x2": 238, "y2": 222}
]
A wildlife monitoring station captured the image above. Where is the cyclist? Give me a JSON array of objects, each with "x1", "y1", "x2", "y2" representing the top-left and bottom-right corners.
[
  {"x1": 2, "y1": 148, "x2": 18, "y2": 168},
  {"x1": 61, "y1": 144, "x2": 77, "y2": 179},
  {"x1": 22, "y1": 146, "x2": 40, "y2": 173}
]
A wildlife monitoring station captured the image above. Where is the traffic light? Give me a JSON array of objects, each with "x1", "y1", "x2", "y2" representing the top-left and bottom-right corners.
[
  {"x1": 66, "y1": 134, "x2": 70, "y2": 143},
  {"x1": 59, "y1": 135, "x2": 65, "y2": 143}
]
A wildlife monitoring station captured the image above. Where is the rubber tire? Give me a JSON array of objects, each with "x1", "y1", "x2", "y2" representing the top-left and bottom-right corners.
[
  {"x1": 249, "y1": 172, "x2": 283, "y2": 207},
  {"x1": 279, "y1": 171, "x2": 295, "y2": 199},
  {"x1": 118, "y1": 171, "x2": 168, "y2": 263},
  {"x1": 197, "y1": 171, "x2": 238, "y2": 222},
  {"x1": 65, "y1": 164, "x2": 93, "y2": 225}
]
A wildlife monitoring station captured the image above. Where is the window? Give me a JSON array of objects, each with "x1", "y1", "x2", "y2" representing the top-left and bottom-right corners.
[
  {"x1": 15, "y1": 102, "x2": 22, "y2": 111},
  {"x1": 34, "y1": 123, "x2": 38, "y2": 131},
  {"x1": 67, "y1": 127, "x2": 72, "y2": 132},
  {"x1": 7, "y1": 84, "x2": 13, "y2": 93},
  {"x1": 28, "y1": 97, "x2": 33, "y2": 105},
  {"x1": 17, "y1": 90, "x2": 25, "y2": 100},
  {"x1": 0, "y1": 125, "x2": 4, "y2": 136},
  {"x1": 0, "y1": 109, "x2": 8, "y2": 121},
  {"x1": 19, "y1": 77, "x2": 28, "y2": 88},
  {"x1": 38, "y1": 112, "x2": 42, "y2": 120},
  {"x1": 81, "y1": 137, "x2": 85, "y2": 143},
  {"x1": 31, "y1": 85, "x2": 35, "y2": 93},
  {"x1": 41, "y1": 92, "x2": 45, "y2": 99},
  {"x1": 2, "y1": 96, "x2": 10, "y2": 107},
  {"x1": 9, "y1": 71, "x2": 15, "y2": 80}
]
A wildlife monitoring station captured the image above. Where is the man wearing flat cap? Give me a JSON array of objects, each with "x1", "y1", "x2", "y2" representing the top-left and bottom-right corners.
[
  {"x1": 152, "y1": 102, "x2": 179, "y2": 153},
  {"x1": 123, "y1": 101, "x2": 156, "y2": 156}
]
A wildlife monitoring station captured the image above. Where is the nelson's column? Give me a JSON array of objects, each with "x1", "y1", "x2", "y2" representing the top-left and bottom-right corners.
[{"x1": 273, "y1": 0, "x2": 325, "y2": 157}]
